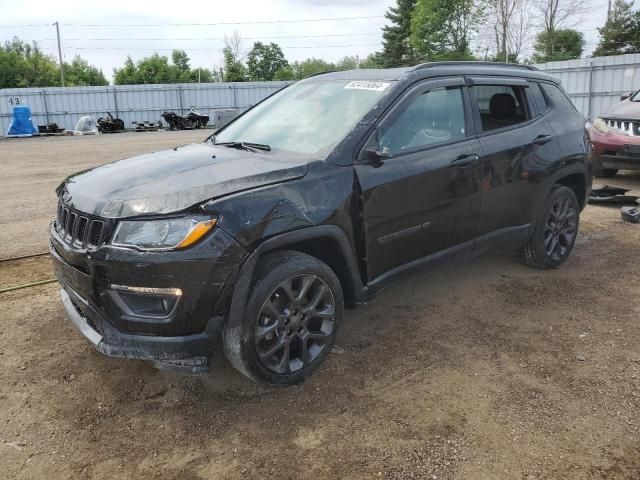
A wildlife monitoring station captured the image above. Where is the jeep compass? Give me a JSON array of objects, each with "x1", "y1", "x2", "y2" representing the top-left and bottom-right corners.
[{"x1": 51, "y1": 62, "x2": 591, "y2": 385}]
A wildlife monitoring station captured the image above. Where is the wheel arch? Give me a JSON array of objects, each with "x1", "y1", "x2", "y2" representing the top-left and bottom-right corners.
[
  {"x1": 224, "y1": 226, "x2": 367, "y2": 330},
  {"x1": 554, "y1": 172, "x2": 588, "y2": 209},
  {"x1": 540, "y1": 166, "x2": 590, "y2": 213}
]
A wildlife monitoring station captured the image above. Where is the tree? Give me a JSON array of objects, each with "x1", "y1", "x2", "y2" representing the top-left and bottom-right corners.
[
  {"x1": 113, "y1": 51, "x2": 213, "y2": 84},
  {"x1": 223, "y1": 47, "x2": 246, "y2": 81},
  {"x1": 359, "y1": 52, "x2": 384, "y2": 69},
  {"x1": 380, "y1": 0, "x2": 419, "y2": 67},
  {"x1": 335, "y1": 56, "x2": 360, "y2": 70},
  {"x1": 532, "y1": 28, "x2": 585, "y2": 61},
  {"x1": 0, "y1": 38, "x2": 59, "y2": 88},
  {"x1": 172, "y1": 50, "x2": 191, "y2": 81},
  {"x1": 64, "y1": 55, "x2": 108, "y2": 86},
  {"x1": 113, "y1": 56, "x2": 137, "y2": 84},
  {"x1": 135, "y1": 53, "x2": 176, "y2": 84},
  {"x1": 593, "y1": 0, "x2": 640, "y2": 56},
  {"x1": 411, "y1": 0, "x2": 478, "y2": 60},
  {"x1": 480, "y1": 0, "x2": 521, "y2": 61},
  {"x1": 222, "y1": 31, "x2": 246, "y2": 82},
  {"x1": 289, "y1": 58, "x2": 335, "y2": 79},
  {"x1": 246, "y1": 42, "x2": 288, "y2": 81},
  {"x1": 508, "y1": 0, "x2": 535, "y2": 61},
  {"x1": 532, "y1": 0, "x2": 588, "y2": 59}
]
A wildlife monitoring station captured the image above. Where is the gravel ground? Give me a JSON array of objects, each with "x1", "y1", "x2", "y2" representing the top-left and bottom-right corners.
[{"x1": 0, "y1": 133, "x2": 638, "y2": 479}]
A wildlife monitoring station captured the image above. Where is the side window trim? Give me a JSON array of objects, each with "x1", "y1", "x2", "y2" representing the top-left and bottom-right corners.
[
  {"x1": 467, "y1": 80, "x2": 534, "y2": 138},
  {"x1": 526, "y1": 81, "x2": 550, "y2": 117},
  {"x1": 539, "y1": 81, "x2": 581, "y2": 115},
  {"x1": 357, "y1": 77, "x2": 473, "y2": 161}
]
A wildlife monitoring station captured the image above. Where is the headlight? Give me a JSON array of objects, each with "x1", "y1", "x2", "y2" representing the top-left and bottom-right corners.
[
  {"x1": 592, "y1": 118, "x2": 610, "y2": 134},
  {"x1": 112, "y1": 217, "x2": 217, "y2": 251}
]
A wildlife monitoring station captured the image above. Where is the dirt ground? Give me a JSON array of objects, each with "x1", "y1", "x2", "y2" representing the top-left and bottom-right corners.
[{"x1": 0, "y1": 133, "x2": 638, "y2": 480}]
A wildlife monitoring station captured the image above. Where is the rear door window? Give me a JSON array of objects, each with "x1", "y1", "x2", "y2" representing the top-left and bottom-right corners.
[{"x1": 471, "y1": 85, "x2": 530, "y2": 132}]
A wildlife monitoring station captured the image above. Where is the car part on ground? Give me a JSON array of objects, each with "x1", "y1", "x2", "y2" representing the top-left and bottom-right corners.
[
  {"x1": 132, "y1": 120, "x2": 163, "y2": 132},
  {"x1": 37, "y1": 123, "x2": 65, "y2": 135},
  {"x1": 161, "y1": 109, "x2": 209, "y2": 130},
  {"x1": 621, "y1": 206, "x2": 640, "y2": 223},
  {"x1": 97, "y1": 113, "x2": 125, "y2": 134},
  {"x1": 588, "y1": 185, "x2": 639, "y2": 205},
  {"x1": 186, "y1": 108, "x2": 209, "y2": 128},
  {"x1": 73, "y1": 116, "x2": 98, "y2": 135},
  {"x1": 212, "y1": 109, "x2": 240, "y2": 128}
]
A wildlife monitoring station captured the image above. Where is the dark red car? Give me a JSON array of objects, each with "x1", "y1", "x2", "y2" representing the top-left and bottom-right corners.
[{"x1": 590, "y1": 90, "x2": 640, "y2": 177}]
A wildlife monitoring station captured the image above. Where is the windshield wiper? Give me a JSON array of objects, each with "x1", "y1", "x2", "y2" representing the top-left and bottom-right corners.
[{"x1": 216, "y1": 141, "x2": 271, "y2": 152}]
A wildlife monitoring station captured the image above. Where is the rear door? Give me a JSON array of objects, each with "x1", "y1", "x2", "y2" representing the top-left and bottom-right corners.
[
  {"x1": 467, "y1": 76, "x2": 561, "y2": 249},
  {"x1": 355, "y1": 77, "x2": 483, "y2": 281}
]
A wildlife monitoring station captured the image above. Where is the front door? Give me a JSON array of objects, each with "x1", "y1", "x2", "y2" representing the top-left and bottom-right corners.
[{"x1": 355, "y1": 78, "x2": 483, "y2": 282}]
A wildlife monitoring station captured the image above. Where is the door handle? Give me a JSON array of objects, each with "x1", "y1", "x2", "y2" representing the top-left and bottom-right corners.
[
  {"x1": 451, "y1": 154, "x2": 480, "y2": 168},
  {"x1": 532, "y1": 134, "x2": 553, "y2": 146}
]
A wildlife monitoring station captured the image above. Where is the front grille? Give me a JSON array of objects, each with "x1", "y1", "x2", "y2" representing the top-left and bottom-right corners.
[
  {"x1": 603, "y1": 118, "x2": 640, "y2": 136},
  {"x1": 55, "y1": 201, "x2": 108, "y2": 249}
]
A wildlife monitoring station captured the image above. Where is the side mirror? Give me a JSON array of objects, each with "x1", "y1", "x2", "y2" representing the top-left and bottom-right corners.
[{"x1": 362, "y1": 146, "x2": 392, "y2": 164}]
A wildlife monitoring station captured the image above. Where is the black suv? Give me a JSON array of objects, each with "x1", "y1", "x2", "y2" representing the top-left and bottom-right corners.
[{"x1": 51, "y1": 62, "x2": 591, "y2": 385}]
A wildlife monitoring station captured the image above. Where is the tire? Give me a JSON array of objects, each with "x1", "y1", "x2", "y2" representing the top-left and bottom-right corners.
[
  {"x1": 223, "y1": 250, "x2": 344, "y2": 385},
  {"x1": 519, "y1": 185, "x2": 580, "y2": 269},
  {"x1": 593, "y1": 168, "x2": 618, "y2": 178}
]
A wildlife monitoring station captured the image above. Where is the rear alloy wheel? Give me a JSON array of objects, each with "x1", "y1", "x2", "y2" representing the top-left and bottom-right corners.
[
  {"x1": 223, "y1": 250, "x2": 343, "y2": 385},
  {"x1": 519, "y1": 185, "x2": 580, "y2": 269},
  {"x1": 542, "y1": 195, "x2": 578, "y2": 262}
]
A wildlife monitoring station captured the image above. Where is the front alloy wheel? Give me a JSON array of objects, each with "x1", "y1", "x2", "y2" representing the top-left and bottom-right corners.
[
  {"x1": 255, "y1": 275, "x2": 336, "y2": 374},
  {"x1": 222, "y1": 250, "x2": 344, "y2": 385}
]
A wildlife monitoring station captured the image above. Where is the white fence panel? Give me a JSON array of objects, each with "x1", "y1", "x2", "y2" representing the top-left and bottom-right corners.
[
  {"x1": 0, "y1": 81, "x2": 289, "y2": 135},
  {"x1": 535, "y1": 53, "x2": 640, "y2": 120},
  {"x1": 4, "y1": 55, "x2": 640, "y2": 135}
]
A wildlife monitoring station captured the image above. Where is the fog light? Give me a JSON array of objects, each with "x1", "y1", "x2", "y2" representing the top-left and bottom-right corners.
[{"x1": 109, "y1": 284, "x2": 182, "y2": 318}]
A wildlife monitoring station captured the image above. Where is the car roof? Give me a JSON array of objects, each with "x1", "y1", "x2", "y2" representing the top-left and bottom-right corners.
[{"x1": 312, "y1": 61, "x2": 555, "y2": 83}]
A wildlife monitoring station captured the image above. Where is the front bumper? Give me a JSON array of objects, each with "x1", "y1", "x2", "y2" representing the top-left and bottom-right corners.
[
  {"x1": 590, "y1": 127, "x2": 640, "y2": 170},
  {"x1": 50, "y1": 223, "x2": 248, "y2": 373},
  {"x1": 59, "y1": 286, "x2": 220, "y2": 373}
]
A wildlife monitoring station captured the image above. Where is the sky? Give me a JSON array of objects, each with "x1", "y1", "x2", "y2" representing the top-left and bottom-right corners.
[{"x1": 0, "y1": 0, "x2": 611, "y2": 81}]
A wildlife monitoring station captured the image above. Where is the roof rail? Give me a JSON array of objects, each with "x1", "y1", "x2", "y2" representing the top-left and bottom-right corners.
[
  {"x1": 412, "y1": 61, "x2": 538, "y2": 71},
  {"x1": 303, "y1": 70, "x2": 337, "y2": 79}
]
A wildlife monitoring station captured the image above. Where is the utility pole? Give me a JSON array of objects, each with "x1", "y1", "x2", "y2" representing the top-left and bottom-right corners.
[{"x1": 54, "y1": 21, "x2": 65, "y2": 87}]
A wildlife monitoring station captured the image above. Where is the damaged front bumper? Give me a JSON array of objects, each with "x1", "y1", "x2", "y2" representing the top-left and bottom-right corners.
[
  {"x1": 59, "y1": 286, "x2": 219, "y2": 373},
  {"x1": 50, "y1": 222, "x2": 248, "y2": 374}
]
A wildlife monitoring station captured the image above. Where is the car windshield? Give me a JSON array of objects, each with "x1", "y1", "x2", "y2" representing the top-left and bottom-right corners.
[
  {"x1": 631, "y1": 90, "x2": 640, "y2": 102},
  {"x1": 213, "y1": 79, "x2": 392, "y2": 156}
]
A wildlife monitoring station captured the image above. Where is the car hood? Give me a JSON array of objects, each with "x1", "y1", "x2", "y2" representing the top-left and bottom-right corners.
[
  {"x1": 603, "y1": 98, "x2": 640, "y2": 120},
  {"x1": 57, "y1": 143, "x2": 309, "y2": 218}
]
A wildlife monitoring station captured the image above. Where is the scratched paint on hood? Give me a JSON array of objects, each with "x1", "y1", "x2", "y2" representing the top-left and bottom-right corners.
[{"x1": 57, "y1": 143, "x2": 309, "y2": 218}]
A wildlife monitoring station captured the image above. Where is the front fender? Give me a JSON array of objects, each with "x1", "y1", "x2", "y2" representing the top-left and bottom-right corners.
[{"x1": 222, "y1": 225, "x2": 367, "y2": 329}]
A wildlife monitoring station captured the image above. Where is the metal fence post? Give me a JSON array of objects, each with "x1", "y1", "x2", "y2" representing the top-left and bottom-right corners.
[
  {"x1": 587, "y1": 60, "x2": 595, "y2": 121},
  {"x1": 112, "y1": 87, "x2": 119, "y2": 118},
  {"x1": 41, "y1": 89, "x2": 50, "y2": 124},
  {"x1": 178, "y1": 85, "x2": 184, "y2": 112},
  {"x1": 232, "y1": 84, "x2": 238, "y2": 108}
]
